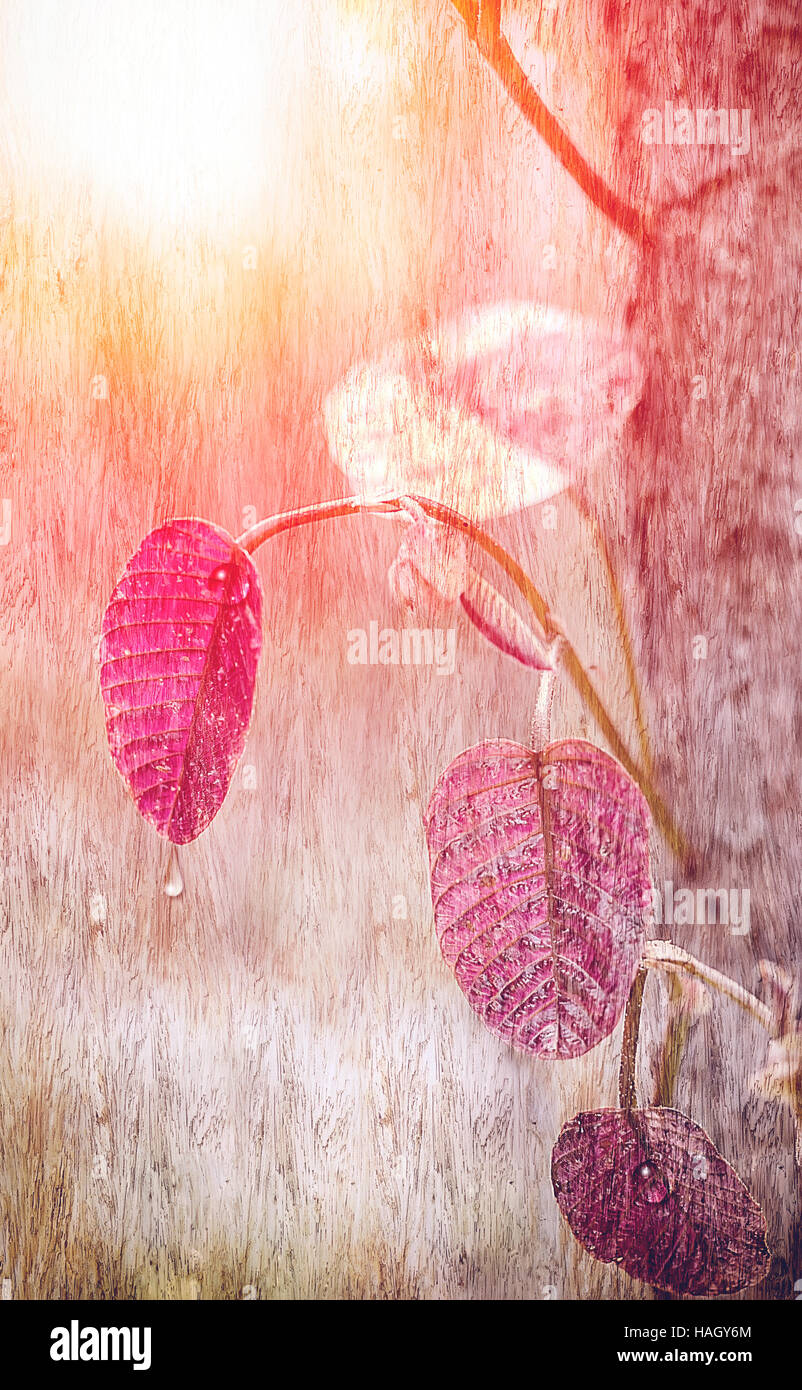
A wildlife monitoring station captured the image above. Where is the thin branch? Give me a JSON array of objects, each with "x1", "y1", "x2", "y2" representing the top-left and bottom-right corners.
[
  {"x1": 644, "y1": 940, "x2": 773, "y2": 1033},
  {"x1": 236, "y1": 494, "x2": 395, "y2": 550},
  {"x1": 448, "y1": 0, "x2": 648, "y2": 242},
  {"x1": 651, "y1": 972, "x2": 695, "y2": 1108},
  {"x1": 376, "y1": 494, "x2": 686, "y2": 862},
  {"x1": 566, "y1": 486, "x2": 654, "y2": 783},
  {"x1": 621, "y1": 942, "x2": 775, "y2": 1111},
  {"x1": 618, "y1": 966, "x2": 647, "y2": 1109},
  {"x1": 656, "y1": 139, "x2": 802, "y2": 224}
]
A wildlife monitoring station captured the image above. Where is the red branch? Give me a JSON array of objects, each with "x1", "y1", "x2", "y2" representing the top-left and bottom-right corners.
[{"x1": 449, "y1": 0, "x2": 647, "y2": 241}]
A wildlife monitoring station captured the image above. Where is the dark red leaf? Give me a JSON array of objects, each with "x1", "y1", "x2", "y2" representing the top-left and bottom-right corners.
[
  {"x1": 99, "y1": 518, "x2": 263, "y2": 844},
  {"x1": 425, "y1": 739, "x2": 651, "y2": 1058},
  {"x1": 551, "y1": 1106, "x2": 771, "y2": 1295}
]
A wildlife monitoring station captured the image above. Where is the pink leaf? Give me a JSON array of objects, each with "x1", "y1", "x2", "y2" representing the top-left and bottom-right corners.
[
  {"x1": 551, "y1": 1107, "x2": 772, "y2": 1295},
  {"x1": 99, "y1": 518, "x2": 263, "y2": 845},
  {"x1": 425, "y1": 739, "x2": 651, "y2": 1058},
  {"x1": 460, "y1": 578, "x2": 555, "y2": 670}
]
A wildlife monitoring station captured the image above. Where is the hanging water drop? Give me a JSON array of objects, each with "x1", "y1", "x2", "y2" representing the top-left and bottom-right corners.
[
  {"x1": 164, "y1": 844, "x2": 184, "y2": 898},
  {"x1": 632, "y1": 1160, "x2": 669, "y2": 1204}
]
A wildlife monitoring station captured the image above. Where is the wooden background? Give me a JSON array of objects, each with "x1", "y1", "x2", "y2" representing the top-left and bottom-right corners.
[{"x1": 0, "y1": 0, "x2": 798, "y2": 1299}]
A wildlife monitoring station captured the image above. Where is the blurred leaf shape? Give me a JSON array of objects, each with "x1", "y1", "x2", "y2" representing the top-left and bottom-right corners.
[
  {"x1": 425, "y1": 738, "x2": 651, "y2": 1058},
  {"x1": 323, "y1": 301, "x2": 644, "y2": 521},
  {"x1": 389, "y1": 517, "x2": 555, "y2": 668},
  {"x1": 99, "y1": 519, "x2": 263, "y2": 844},
  {"x1": 750, "y1": 960, "x2": 802, "y2": 1125},
  {"x1": 758, "y1": 958, "x2": 800, "y2": 1037},
  {"x1": 552, "y1": 1106, "x2": 771, "y2": 1295},
  {"x1": 388, "y1": 515, "x2": 473, "y2": 606},
  {"x1": 751, "y1": 1030, "x2": 802, "y2": 1112}
]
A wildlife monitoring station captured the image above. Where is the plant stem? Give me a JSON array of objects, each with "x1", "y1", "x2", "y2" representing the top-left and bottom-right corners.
[
  {"x1": 530, "y1": 656, "x2": 560, "y2": 750},
  {"x1": 619, "y1": 941, "x2": 773, "y2": 1113},
  {"x1": 236, "y1": 492, "x2": 689, "y2": 864},
  {"x1": 448, "y1": 0, "x2": 648, "y2": 242},
  {"x1": 651, "y1": 973, "x2": 693, "y2": 1108},
  {"x1": 643, "y1": 940, "x2": 773, "y2": 1033},
  {"x1": 619, "y1": 966, "x2": 648, "y2": 1109},
  {"x1": 236, "y1": 494, "x2": 395, "y2": 550},
  {"x1": 566, "y1": 486, "x2": 654, "y2": 783}
]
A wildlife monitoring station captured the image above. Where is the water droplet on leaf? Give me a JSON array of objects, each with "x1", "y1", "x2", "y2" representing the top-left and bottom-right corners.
[
  {"x1": 632, "y1": 1160, "x2": 669, "y2": 1204},
  {"x1": 207, "y1": 563, "x2": 232, "y2": 591},
  {"x1": 208, "y1": 559, "x2": 249, "y2": 599},
  {"x1": 164, "y1": 844, "x2": 183, "y2": 898}
]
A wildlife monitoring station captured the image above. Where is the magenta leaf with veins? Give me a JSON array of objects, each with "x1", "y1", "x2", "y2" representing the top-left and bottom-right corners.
[
  {"x1": 552, "y1": 1107, "x2": 771, "y2": 1295},
  {"x1": 425, "y1": 738, "x2": 651, "y2": 1058},
  {"x1": 99, "y1": 518, "x2": 263, "y2": 845}
]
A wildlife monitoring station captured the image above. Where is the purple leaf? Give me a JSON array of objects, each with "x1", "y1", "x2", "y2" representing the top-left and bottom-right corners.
[
  {"x1": 551, "y1": 1107, "x2": 772, "y2": 1295},
  {"x1": 425, "y1": 739, "x2": 651, "y2": 1058},
  {"x1": 99, "y1": 518, "x2": 263, "y2": 845}
]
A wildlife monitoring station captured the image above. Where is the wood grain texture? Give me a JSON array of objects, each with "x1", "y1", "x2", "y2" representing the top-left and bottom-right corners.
[{"x1": 0, "y1": 0, "x2": 797, "y2": 1300}]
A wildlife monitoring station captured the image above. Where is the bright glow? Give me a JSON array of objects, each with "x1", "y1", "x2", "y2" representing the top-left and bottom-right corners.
[{"x1": 2, "y1": 0, "x2": 295, "y2": 234}]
